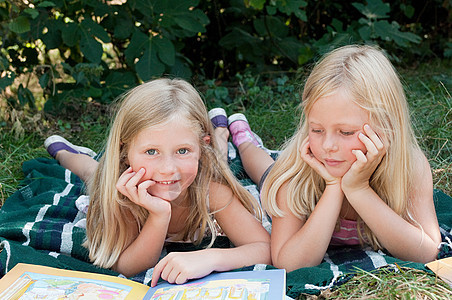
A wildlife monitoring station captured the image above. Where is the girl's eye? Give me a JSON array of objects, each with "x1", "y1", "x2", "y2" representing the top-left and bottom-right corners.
[
  {"x1": 340, "y1": 131, "x2": 355, "y2": 136},
  {"x1": 146, "y1": 149, "x2": 157, "y2": 155},
  {"x1": 177, "y1": 148, "x2": 189, "y2": 155},
  {"x1": 311, "y1": 129, "x2": 323, "y2": 134}
]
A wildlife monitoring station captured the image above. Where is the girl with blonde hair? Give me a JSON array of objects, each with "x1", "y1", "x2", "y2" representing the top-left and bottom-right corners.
[
  {"x1": 223, "y1": 44, "x2": 441, "y2": 272},
  {"x1": 44, "y1": 78, "x2": 270, "y2": 285}
]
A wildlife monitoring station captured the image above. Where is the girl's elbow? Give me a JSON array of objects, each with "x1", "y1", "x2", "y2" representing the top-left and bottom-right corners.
[{"x1": 272, "y1": 253, "x2": 321, "y2": 272}]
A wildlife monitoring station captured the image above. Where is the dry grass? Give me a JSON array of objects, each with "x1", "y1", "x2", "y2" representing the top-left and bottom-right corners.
[{"x1": 300, "y1": 266, "x2": 452, "y2": 299}]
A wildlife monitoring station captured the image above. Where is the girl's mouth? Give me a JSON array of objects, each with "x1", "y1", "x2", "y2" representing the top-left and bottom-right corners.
[
  {"x1": 324, "y1": 159, "x2": 343, "y2": 166},
  {"x1": 154, "y1": 180, "x2": 179, "y2": 185}
]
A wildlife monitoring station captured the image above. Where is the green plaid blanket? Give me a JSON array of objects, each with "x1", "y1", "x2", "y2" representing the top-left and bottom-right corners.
[{"x1": 1, "y1": 154, "x2": 451, "y2": 298}]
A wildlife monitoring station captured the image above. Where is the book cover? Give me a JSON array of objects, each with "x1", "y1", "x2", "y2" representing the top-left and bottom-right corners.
[
  {"x1": 0, "y1": 263, "x2": 149, "y2": 299},
  {"x1": 144, "y1": 269, "x2": 286, "y2": 300}
]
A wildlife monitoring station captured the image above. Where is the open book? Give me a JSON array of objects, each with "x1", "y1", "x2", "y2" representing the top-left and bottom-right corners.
[{"x1": 0, "y1": 263, "x2": 286, "y2": 299}]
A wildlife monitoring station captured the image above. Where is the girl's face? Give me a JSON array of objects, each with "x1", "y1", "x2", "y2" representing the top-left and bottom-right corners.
[
  {"x1": 126, "y1": 117, "x2": 202, "y2": 203},
  {"x1": 307, "y1": 88, "x2": 369, "y2": 178}
]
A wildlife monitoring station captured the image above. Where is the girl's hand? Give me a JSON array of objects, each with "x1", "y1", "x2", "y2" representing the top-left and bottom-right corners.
[
  {"x1": 342, "y1": 124, "x2": 387, "y2": 194},
  {"x1": 300, "y1": 137, "x2": 341, "y2": 185},
  {"x1": 116, "y1": 167, "x2": 171, "y2": 216},
  {"x1": 150, "y1": 251, "x2": 217, "y2": 287}
]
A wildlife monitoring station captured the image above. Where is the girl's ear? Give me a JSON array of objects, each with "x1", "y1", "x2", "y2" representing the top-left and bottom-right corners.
[{"x1": 203, "y1": 135, "x2": 211, "y2": 145}]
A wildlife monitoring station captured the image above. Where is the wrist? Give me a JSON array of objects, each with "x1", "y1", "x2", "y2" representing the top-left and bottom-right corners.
[{"x1": 342, "y1": 184, "x2": 372, "y2": 200}]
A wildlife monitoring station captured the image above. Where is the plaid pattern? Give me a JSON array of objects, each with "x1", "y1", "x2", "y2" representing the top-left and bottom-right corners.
[{"x1": 0, "y1": 154, "x2": 451, "y2": 297}]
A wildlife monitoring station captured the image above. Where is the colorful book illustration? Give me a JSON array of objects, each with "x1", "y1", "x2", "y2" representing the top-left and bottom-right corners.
[
  {"x1": 145, "y1": 269, "x2": 286, "y2": 300},
  {"x1": 0, "y1": 263, "x2": 286, "y2": 300}
]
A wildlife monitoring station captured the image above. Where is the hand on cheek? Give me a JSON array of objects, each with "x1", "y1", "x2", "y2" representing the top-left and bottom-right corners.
[
  {"x1": 300, "y1": 137, "x2": 341, "y2": 186},
  {"x1": 116, "y1": 167, "x2": 171, "y2": 216},
  {"x1": 342, "y1": 124, "x2": 387, "y2": 193}
]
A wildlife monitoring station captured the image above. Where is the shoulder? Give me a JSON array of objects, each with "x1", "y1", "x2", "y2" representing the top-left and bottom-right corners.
[
  {"x1": 409, "y1": 149, "x2": 433, "y2": 204},
  {"x1": 208, "y1": 181, "x2": 235, "y2": 212},
  {"x1": 411, "y1": 149, "x2": 432, "y2": 182}
]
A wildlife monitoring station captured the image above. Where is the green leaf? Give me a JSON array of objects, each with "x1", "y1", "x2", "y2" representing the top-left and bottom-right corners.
[
  {"x1": 62, "y1": 23, "x2": 79, "y2": 47},
  {"x1": 17, "y1": 84, "x2": 35, "y2": 109},
  {"x1": 37, "y1": 1, "x2": 56, "y2": 8},
  {"x1": 173, "y1": 12, "x2": 205, "y2": 33},
  {"x1": 81, "y1": 18, "x2": 110, "y2": 43},
  {"x1": 87, "y1": 86, "x2": 102, "y2": 98},
  {"x1": 254, "y1": 16, "x2": 288, "y2": 38},
  {"x1": 24, "y1": 8, "x2": 39, "y2": 19},
  {"x1": 352, "y1": 0, "x2": 389, "y2": 20},
  {"x1": 276, "y1": 0, "x2": 307, "y2": 21},
  {"x1": 39, "y1": 72, "x2": 50, "y2": 89},
  {"x1": 155, "y1": 37, "x2": 175, "y2": 66},
  {"x1": 374, "y1": 20, "x2": 421, "y2": 47},
  {"x1": 0, "y1": 73, "x2": 15, "y2": 92},
  {"x1": 41, "y1": 21, "x2": 62, "y2": 49},
  {"x1": 125, "y1": 30, "x2": 149, "y2": 65},
  {"x1": 102, "y1": 71, "x2": 137, "y2": 102},
  {"x1": 135, "y1": 42, "x2": 165, "y2": 81},
  {"x1": 0, "y1": 56, "x2": 10, "y2": 71},
  {"x1": 80, "y1": 27, "x2": 103, "y2": 63},
  {"x1": 169, "y1": 56, "x2": 192, "y2": 79},
  {"x1": 400, "y1": 4, "x2": 415, "y2": 18},
  {"x1": 358, "y1": 26, "x2": 372, "y2": 41},
  {"x1": 248, "y1": 0, "x2": 266, "y2": 10},
  {"x1": 9, "y1": 16, "x2": 30, "y2": 34}
]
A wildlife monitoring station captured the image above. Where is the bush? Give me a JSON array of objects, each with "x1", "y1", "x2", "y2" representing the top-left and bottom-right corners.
[{"x1": 0, "y1": 0, "x2": 450, "y2": 115}]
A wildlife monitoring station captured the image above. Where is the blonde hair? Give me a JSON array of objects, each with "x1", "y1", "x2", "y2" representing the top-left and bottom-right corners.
[
  {"x1": 261, "y1": 45, "x2": 422, "y2": 250},
  {"x1": 84, "y1": 78, "x2": 261, "y2": 268}
]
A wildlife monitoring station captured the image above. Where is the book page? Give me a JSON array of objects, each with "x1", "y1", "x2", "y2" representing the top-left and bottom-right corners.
[
  {"x1": 0, "y1": 263, "x2": 149, "y2": 300},
  {"x1": 144, "y1": 269, "x2": 286, "y2": 300}
]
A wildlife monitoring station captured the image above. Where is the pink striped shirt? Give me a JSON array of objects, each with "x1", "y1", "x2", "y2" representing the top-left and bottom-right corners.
[{"x1": 330, "y1": 219, "x2": 362, "y2": 246}]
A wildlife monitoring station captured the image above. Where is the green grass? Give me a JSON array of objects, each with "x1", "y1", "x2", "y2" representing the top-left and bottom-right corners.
[{"x1": 299, "y1": 266, "x2": 452, "y2": 299}]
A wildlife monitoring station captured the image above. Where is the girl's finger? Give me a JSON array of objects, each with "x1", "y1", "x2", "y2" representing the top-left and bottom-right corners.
[
  {"x1": 363, "y1": 124, "x2": 384, "y2": 151},
  {"x1": 175, "y1": 272, "x2": 188, "y2": 285},
  {"x1": 124, "y1": 168, "x2": 146, "y2": 190},
  {"x1": 151, "y1": 259, "x2": 166, "y2": 287},
  {"x1": 358, "y1": 133, "x2": 379, "y2": 157},
  {"x1": 166, "y1": 269, "x2": 181, "y2": 284},
  {"x1": 160, "y1": 262, "x2": 174, "y2": 282},
  {"x1": 116, "y1": 167, "x2": 135, "y2": 186},
  {"x1": 352, "y1": 149, "x2": 367, "y2": 164}
]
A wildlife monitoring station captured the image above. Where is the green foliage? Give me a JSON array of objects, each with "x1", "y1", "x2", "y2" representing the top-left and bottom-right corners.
[{"x1": 0, "y1": 0, "x2": 450, "y2": 114}]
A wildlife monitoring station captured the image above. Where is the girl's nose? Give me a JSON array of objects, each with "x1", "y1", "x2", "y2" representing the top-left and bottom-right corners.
[
  {"x1": 322, "y1": 135, "x2": 339, "y2": 152},
  {"x1": 158, "y1": 156, "x2": 177, "y2": 174}
]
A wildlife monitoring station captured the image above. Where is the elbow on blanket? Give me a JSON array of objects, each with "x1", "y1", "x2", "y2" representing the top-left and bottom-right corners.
[{"x1": 273, "y1": 253, "x2": 322, "y2": 272}]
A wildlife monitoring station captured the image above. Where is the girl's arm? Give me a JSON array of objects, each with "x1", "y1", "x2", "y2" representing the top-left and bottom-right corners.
[
  {"x1": 269, "y1": 137, "x2": 345, "y2": 271},
  {"x1": 270, "y1": 181, "x2": 343, "y2": 271},
  {"x1": 345, "y1": 150, "x2": 441, "y2": 263},
  {"x1": 342, "y1": 125, "x2": 441, "y2": 263},
  {"x1": 150, "y1": 182, "x2": 271, "y2": 287},
  {"x1": 113, "y1": 167, "x2": 172, "y2": 277}
]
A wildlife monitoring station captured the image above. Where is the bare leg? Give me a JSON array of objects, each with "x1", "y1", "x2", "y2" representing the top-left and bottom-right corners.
[
  {"x1": 55, "y1": 150, "x2": 98, "y2": 183},
  {"x1": 214, "y1": 127, "x2": 229, "y2": 163},
  {"x1": 237, "y1": 142, "x2": 274, "y2": 185}
]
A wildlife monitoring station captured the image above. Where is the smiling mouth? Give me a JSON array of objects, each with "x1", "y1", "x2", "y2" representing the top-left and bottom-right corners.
[{"x1": 154, "y1": 180, "x2": 179, "y2": 185}]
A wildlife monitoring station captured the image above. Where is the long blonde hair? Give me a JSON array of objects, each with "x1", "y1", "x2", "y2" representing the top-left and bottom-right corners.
[
  {"x1": 261, "y1": 45, "x2": 422, "y2": 250},
  {"x1": 84, "y1": 78, "x2": 261, "y2": 268}
]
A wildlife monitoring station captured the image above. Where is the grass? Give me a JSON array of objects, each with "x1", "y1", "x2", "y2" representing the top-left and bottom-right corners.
[
  {"x1": 0, "y1": 60, "x2": 451, "y2": 297},
  {"x1": 300, "y1": 266, "x2": 452, "y2": 299}
]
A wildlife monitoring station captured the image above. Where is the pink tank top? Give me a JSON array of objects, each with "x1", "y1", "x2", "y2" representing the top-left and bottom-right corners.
[{"x1": 330, "y1": 219, "x2": 361, "y2": 246}]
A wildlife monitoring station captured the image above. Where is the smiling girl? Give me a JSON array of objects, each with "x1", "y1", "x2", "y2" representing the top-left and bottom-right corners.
[
  {"x1": 222, "y1": 45, "x2": 441, "y2": 272},
  {"x1": 44, "y1": 78, "x2": 270, "y2": 285}
]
